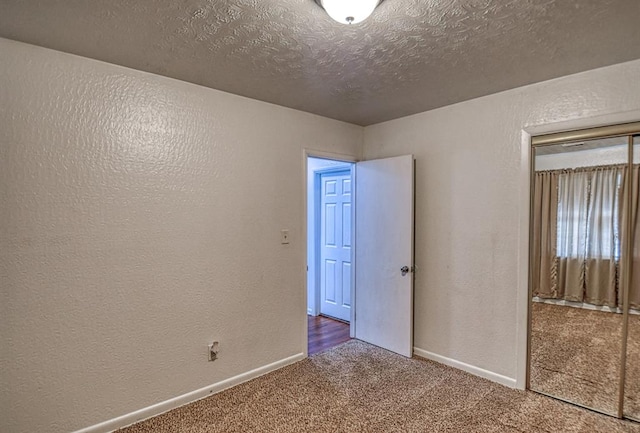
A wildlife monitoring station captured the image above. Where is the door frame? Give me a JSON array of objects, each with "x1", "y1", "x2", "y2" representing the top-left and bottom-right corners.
[
  {"x1": 303, "y1": 149, "x2": 358, "y2": 357},
  {"x1": 313, "y1": 167, "x2": 354, "y2": 322}
]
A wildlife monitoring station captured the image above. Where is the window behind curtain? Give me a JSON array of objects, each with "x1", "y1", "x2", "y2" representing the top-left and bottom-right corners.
[{"x1": 556, "y1": 168, "x2": 623, "y2": 261}]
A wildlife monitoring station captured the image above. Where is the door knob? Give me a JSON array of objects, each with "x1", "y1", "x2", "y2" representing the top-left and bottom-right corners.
[{"x1": 401, "y1": 266, "x2": 410, "y2": 276}]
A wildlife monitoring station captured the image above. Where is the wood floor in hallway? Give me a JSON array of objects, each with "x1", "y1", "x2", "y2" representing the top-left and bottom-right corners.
[{"x1": 308, "y1": 315, "x2": 351, "y2": 356}]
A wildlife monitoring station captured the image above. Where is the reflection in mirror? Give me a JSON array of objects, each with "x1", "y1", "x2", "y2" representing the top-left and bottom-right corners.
[
  {"x1": 530, "y1": 137, "x2": 628, "y2": 415},
  {"x1": 624, "y1": 135, "x2": 640, "y2": 421}
]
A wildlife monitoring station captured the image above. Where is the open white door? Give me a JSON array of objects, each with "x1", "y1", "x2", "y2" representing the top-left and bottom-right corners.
[{"x1": 355, "y1": 155, "x2": 414, "y2": 357}]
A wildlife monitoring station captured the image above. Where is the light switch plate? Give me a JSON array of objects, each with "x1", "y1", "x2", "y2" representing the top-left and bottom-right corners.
[{"x1": 280, "y1": 229, "x2": 290, "y2": 244}]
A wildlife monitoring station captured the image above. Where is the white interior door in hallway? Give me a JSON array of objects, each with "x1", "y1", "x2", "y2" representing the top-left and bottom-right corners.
[{"x1": 320, "y1": 170, "x2": 352, "y2": 322}]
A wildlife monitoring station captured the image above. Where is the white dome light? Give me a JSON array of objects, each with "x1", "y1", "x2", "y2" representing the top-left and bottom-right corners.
[{"x1": 319, "y1": 0, "x2": 380, "y2": 25}]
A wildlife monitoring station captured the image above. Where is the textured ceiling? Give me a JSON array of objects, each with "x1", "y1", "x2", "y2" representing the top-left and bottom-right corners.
[{"x1": 1, "y1": 0, "x2": 639, "y2": 126}]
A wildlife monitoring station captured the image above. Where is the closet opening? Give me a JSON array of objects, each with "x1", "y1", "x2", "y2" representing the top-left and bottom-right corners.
[{"x1": 527, "y1": 122, "x2": 640, "y2": 420}]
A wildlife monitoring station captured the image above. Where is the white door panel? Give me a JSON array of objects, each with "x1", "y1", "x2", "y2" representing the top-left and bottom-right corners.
[
  {"x1": 320, "y1": 171, "x2": 352, "y2": 322},
  {"x1": 355, "y1": 155, "x2": 414, "y2": 357}
]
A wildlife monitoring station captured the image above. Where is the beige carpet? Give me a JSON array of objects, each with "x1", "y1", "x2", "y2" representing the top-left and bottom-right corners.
[
  {"x1": 530, "y1": 303, "x2": 640, "y2": 419},
  {"x1": 119, "y1": 340, "x2": 640, "y2": 432}
]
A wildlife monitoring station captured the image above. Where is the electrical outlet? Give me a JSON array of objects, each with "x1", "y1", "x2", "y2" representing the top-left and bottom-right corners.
[
  {"x1": 280, "y1": 229, "x2": 290, "y2": 244},
  {"x1": 208, "y1": 341, "x2": 219, "y2": 361}
]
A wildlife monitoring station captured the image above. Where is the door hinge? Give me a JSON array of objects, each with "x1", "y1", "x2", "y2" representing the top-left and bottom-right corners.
[{"x1": 401, "y1": 265, "x2": 416, "y2": 276}]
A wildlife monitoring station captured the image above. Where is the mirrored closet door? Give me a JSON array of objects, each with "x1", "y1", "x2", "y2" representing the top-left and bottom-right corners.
[
  {"x1": 624, "y1": 134, "x2": 640, "y2": 421},
  {"x1": 528, "y1": 123, "x2": 640, "y2": 420}
]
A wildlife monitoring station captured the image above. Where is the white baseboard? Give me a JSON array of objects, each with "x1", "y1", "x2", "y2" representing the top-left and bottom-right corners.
[
  {"x1": 413, "y1": 347, "x2": 517, "y2": 389},
  {"x1": 73, "y1": 352, "x2": 305, "y2": 433}
]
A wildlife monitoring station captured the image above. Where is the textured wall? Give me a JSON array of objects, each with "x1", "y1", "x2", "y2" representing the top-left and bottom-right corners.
[
  {"x1": 363, "y1": 59, "x2": 640, "y2": 379},
  {"x1": 0, "y1": 38, "x2": 362, "y2": 433}
]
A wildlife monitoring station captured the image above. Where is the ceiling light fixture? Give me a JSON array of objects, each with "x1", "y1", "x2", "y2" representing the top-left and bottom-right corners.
[{"x1": 316, "y1": 0, "x2": 381, "y2": 25}]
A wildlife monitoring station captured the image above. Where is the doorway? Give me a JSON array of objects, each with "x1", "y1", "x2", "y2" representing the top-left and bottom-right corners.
[
  {"x1": 307, "y1": 157, "x2": 355, "y2": 353},
  {"x1": 305, "y1": 153, "x2": 416, "y2": 358}
]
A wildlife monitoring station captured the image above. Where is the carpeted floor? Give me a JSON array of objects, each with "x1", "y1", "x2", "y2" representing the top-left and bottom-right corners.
[
  {"x1": 119, "y1": 340, "x2": 640, "y2": 432},
  {"x1": 530, "y1": 303, "x2": 640, "y2": 419}
]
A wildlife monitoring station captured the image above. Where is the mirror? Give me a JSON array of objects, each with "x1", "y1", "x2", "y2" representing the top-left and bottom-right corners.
[
  {"x1": 624, "y1": 135, "x2": 640, "y2": 421},
  {"x1": 529, "y1": 136, "x2": 628, "y2": 416}
]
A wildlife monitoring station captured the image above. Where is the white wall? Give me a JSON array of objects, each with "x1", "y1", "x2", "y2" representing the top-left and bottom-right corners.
[
  {"x1": 0, "y1": 38, "x2": 362, "y2": 433},
  {"x1": 306, "y1": 158, "x2": 353, "y2": 316},
  {"x1": 363, "y1": 59, "x2": 640, "y2": 383}
]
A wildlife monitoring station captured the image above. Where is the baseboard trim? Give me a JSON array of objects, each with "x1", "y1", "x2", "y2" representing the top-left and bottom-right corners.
[
  {"x1": 73, "y1": 352, "x2": 305, "y2": 433},
  {"x1": 413, "y1": 347, "x2": 517, "y2": 388}
]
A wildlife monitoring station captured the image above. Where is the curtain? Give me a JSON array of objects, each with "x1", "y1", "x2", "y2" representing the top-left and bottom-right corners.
[
  {"x1": 533, "y1": 164, "x2": 632, "y2": 308},
  {"x1": 532, "y1": 171, "x2": 558, "y2": 298},
  {"x1": 582, "y1": 167, "x2": 622, "y2": 306},
  {"x1": 622, "y1": 165, "x2": 640, "y2": 309},
  {"x1": 555, "y1": 170, "x2": 590, "y2": 302}
]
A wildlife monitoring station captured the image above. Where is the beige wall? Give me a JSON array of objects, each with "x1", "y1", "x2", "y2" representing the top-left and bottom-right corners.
[
  {"x1": 0, "y1": 38, "x2": 362, "y2": 433},
  {"x1": 363, "y1": 59, "x2": 640, "y2": 382}
]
